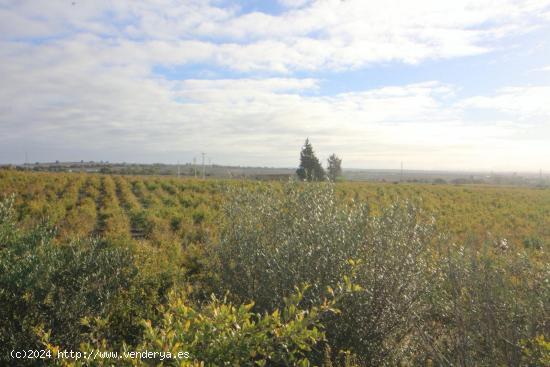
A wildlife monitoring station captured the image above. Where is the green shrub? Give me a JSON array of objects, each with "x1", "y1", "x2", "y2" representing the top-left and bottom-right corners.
[
  {"x1": 216, "y1": 182, "x2": 435, "y2": 365},
  {"x1": 521, "y1": 335, "x2": 550, "y2": 366},
  {"x1": 41, "y1": 285, "x2": 353, "y2": 367},
  {"x1": 137, "y1": 286, "x2": 329, "y2": 366},
  {"x1": 216, "y1": 182, "x2": 550, "y2": 365},
  {"x1": 0, "y1": 196, "x2": 171, "y2": 365},
  {"x1": 426, "y1": 243, "x2": 550, "y2": 366}
]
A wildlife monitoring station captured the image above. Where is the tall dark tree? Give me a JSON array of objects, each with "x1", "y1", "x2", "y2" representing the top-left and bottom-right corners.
[
  {"x1": 327, "y1": 154, "x2": 342, "y2": 182},
  {"x1": 296, "y1": 139, "x2": 325, "y2": 181}
]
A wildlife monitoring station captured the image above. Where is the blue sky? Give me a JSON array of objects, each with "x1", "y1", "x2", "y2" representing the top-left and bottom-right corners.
[{"x1": 1, "y1": 0, "x2": 550, "y2": 171}]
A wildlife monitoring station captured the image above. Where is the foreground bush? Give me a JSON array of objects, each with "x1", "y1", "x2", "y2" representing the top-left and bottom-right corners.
[
  {"x1": 0, "y1": 196, "x2": 172, "y2": 365},
  {"x1": 138, "y1": 287, "x2": 325, "y2": 366},
  {"x1": 425, "y1": 243, "x2": 550, "y2": 366},
  {"x1": 42, "y1": 286, "x2": 357, "y2": 367},
  {"x1": 2, "y1": 193, "x2": 358, "y2": 366},
  {"x1": 215, "y1": 182, "x2": 550, "y2": 366},
  {"x1": 216, "y1": 182, "x2": 436, "y2": 364},
  {"x1": 521, "y1": 335, "x2": 550, "y2": 366}
]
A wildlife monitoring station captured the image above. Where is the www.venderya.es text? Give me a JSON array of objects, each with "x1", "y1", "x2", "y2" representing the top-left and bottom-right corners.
[{"x1": 11, "y1": 349, "x2": 190, "y2": 361}]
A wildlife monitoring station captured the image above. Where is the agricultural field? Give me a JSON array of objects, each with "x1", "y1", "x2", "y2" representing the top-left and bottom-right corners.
[
  {"x1": 1, "y1": 169, "x2": 549, "y2": 250},
  {"x1": 1, "y1": 169, "x2": 549, "y2": 366},
  {"x1": 0, "y1": 170, "x2": 225, "y2": 246}
]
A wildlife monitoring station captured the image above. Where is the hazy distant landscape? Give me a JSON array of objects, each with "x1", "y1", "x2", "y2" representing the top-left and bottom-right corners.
[{"x1": 6, "y1": 160, "x2": 549, "y2": 187}]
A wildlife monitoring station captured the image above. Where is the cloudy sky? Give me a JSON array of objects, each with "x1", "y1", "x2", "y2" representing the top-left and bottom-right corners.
[{"x1": 1, "y1": 0, "x2": 550, "y2": 171}]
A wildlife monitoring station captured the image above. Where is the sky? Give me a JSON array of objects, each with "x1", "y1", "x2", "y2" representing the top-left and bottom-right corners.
[{"x1": 1, "y1": 0, "x2": 550, "y2": 171}]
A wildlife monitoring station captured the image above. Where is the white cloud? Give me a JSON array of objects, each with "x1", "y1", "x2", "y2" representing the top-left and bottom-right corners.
[
  {"x1": 1, "y1": 0, "x2": 549, "y2": 72},
  {"x1": 460, "y1": 86, "x2": 550, "y2": 118}
]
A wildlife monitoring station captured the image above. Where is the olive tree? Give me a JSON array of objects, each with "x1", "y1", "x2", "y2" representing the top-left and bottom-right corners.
[{"x1": 216, "y1": 182, "x2": 436, "y2": 364}]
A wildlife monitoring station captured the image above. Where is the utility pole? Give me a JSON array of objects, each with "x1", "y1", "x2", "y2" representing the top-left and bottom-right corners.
[
  {"x1": 177, "y1": 161, "x2": 180, "y2": 178},
  {"x1": 201, "y1": 152, "x2": 206, "y2": 179},
  {"x1": 193, "y1": 157, "x2": 197, "y2": 178}
]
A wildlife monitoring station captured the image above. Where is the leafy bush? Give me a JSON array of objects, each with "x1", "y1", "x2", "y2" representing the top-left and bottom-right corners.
[
  {"x1": 216, "y1": 182, "x2": 435, "y2": 365},
  {"x1": 215, "y1": 182, "x2": 550, "y2": 365},
  {"x1": 0, "y1": 196, "x2": 171, "y2": 365},
  {"x1": 521, "y1": 335, "x2": 550, "y2": 366},
  {"x1": 425, "y1": 243, "x2": 550, "y2": 366},
  {"x1": 137, "y1": 286, "x2": 329, "y2": 366},
  {"x1": 41, "y1": 286, "x2": 356, "y2": 366}
]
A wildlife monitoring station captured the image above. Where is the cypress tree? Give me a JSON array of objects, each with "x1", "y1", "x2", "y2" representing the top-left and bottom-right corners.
[{"x1": 296, "y1": 139, "x2": 325, "y2": 181}]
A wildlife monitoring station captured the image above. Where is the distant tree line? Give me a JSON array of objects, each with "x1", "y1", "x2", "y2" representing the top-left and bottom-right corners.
[{"x1": 296, "y1": 138, "x2": 342, "y2": 182}]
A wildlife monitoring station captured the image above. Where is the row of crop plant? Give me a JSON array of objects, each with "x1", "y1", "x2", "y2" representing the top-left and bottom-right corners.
[{"x1": 2, "y1": 170, "x2": 549, "y2": 251}]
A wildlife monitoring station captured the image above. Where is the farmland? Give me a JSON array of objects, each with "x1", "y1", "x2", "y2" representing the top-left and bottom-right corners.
[
  {"x1": 1, "y1": 169, "x2": 549, "y2": 249},
  {"x1": 1, "y1": 169, "x2": 549, "y2": 366}
]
